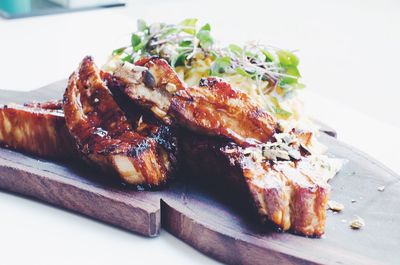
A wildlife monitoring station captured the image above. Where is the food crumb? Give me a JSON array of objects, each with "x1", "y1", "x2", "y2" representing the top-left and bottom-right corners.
[
  {"x1": 377, "y1": 186, "x2": 385, "y2": 192},
  {"x1": 328, "y1": 200, "x2": 344, "y2": 212},
  {"x1": 351, "y1": 199, "x2": 357, "y2": 203},
  {"x1": 165, "y1": 83, "x2": 177, "y2": 93},
  {"x1": 350, "y1": 216, "x2": 365, "y2": 229}
]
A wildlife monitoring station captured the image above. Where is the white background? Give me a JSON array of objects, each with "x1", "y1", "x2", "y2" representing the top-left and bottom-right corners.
[{"x1": 0, "y1": 0, "x2": 399, "y2": 264}]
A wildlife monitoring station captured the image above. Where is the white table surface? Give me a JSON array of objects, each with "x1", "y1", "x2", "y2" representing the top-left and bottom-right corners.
[{"x1": 0, "y1": 1, "x2": 399, "y2": 264}]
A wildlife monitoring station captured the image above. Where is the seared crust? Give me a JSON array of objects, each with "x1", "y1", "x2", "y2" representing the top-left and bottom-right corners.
[
  {"x1": 180, "y1": 132, "x2": 329, "y2": 237},
  {"x1": 112, "y1": 58, "x2": 277, "y2": 146},
  {"x1": 171, "y1": 77, "x2": 277, "y2": 146},
  {"x1": 0, "y1": 103, "x2": 74, "y2": 158},
  {"x1": 63, "y1": 56, "x2": 172, "y2": 185}
]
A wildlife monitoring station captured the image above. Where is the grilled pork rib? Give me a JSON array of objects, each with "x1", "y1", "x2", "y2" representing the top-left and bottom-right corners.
[
  {"x1": 180, "y1": 132, "x2": 329, "y2": 237},
  {"x1": 111, "y1": 58, "x2": 186, "y2": 124},
  {"x1": 103, "y1": 74, "x2": 180, "y2": 175},
  {"x1": 170, "y1": 77, "x2": 277, "y2": 146},
  {"x1": 110, "y1": 58, "x2": 277, "y2": 146},
  {"x1": 0, "y1": 103, "x2": 74, "y2": 158},
  {"x1": 63, "y1": 56, "x2": 174, "y2": 186}
]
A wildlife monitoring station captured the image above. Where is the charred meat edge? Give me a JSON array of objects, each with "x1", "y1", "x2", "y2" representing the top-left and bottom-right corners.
[
  {"x1": 63, "y1": 56, "x2": 171, "y2": 186},
  {"x1": 110, "y1": 58, "x2": 277, "y2": 147}
]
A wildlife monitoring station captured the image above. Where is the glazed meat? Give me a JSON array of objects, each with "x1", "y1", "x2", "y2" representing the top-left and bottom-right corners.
[
  {"x1": 63, "y1": 56, "x2": 174, "y2": 186},
  {"x1": 102, "y1": 70, "x2": 179, "y2": 171},
  {"x1": 110, "y1": 58, "x2": 277, "y2": 146},
  {"x1": 0, "y1": 54, "x2": 332, "y2": 236},
  {"x1": 111, "y1": 58, "x2": 186, "y2": 124},
  {"x1": 180, "y1": 132, "x2": 329, "y2": 237},
  {"x1": 170, "y1": 77, "x2": 277, "y2": 146},
  {"x1": 0, "y1": 103, "x2": 74, "y2": 158}
]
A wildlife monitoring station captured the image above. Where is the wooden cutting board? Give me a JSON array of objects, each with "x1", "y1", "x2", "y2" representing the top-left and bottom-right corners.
[{"x1": 0, "y1": 81, "x2": 399, "y2": 265}]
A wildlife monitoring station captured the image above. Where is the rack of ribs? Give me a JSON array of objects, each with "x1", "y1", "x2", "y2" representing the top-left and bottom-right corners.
[
  {"x1": 0, "y1": 55, "x2": 332, "y2": 236},
  {"x1": 108, "y1": 57, "x2": 330, "y2": 236}
]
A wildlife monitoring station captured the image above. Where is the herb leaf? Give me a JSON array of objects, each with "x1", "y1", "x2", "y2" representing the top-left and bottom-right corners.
[
  {"x1": 137, "y1": 19, "x2": 148, "y2": 32},
  {"x1": 131, "y1": 34, "x2": 141, "y2": 50},
  {"x1": 280, "y1": 65, "x2": 300, "y2": 85},
  {"x1": 210, "y1": 57, "x2": 231, "y2": 76},
  {"x1": 179, "y1": 40, "x2": 193, "y2": 47},
  {"x1": 200, "y1": 23, "x2": 211, "y2": 31},
  {"x1": 277, "y1": 50, "x2": 299, "y2": 67},
  {"x1": 122, "y1": 54, "x2": 132, "y2": 62},
  {"x1": 196, "y1": 24, "x2": 214, "y2": 49},
  {"x1": 236, "y1": 67, "x2": 253, "y2": 78},
  {"x1": 172, "y1": 52, "x2": 189, "y2": 67},
  {"x1": 262, "y1": 49, "x2": 275, "y2": 62},
  {"x1": 179, "y1": 18, "x2": 198, "y2": 35},
  {"x1": 112, "y1": 47, "x2": 126, "y2": 55}
]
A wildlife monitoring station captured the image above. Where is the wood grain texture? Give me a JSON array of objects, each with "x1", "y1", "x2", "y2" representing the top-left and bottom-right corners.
[
  {"x1": 0, "y1": 148, "x2": 161, "y2": 237},
  {"x1": 0, "y1": 81, "x2": 399, "y2": 264}
]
